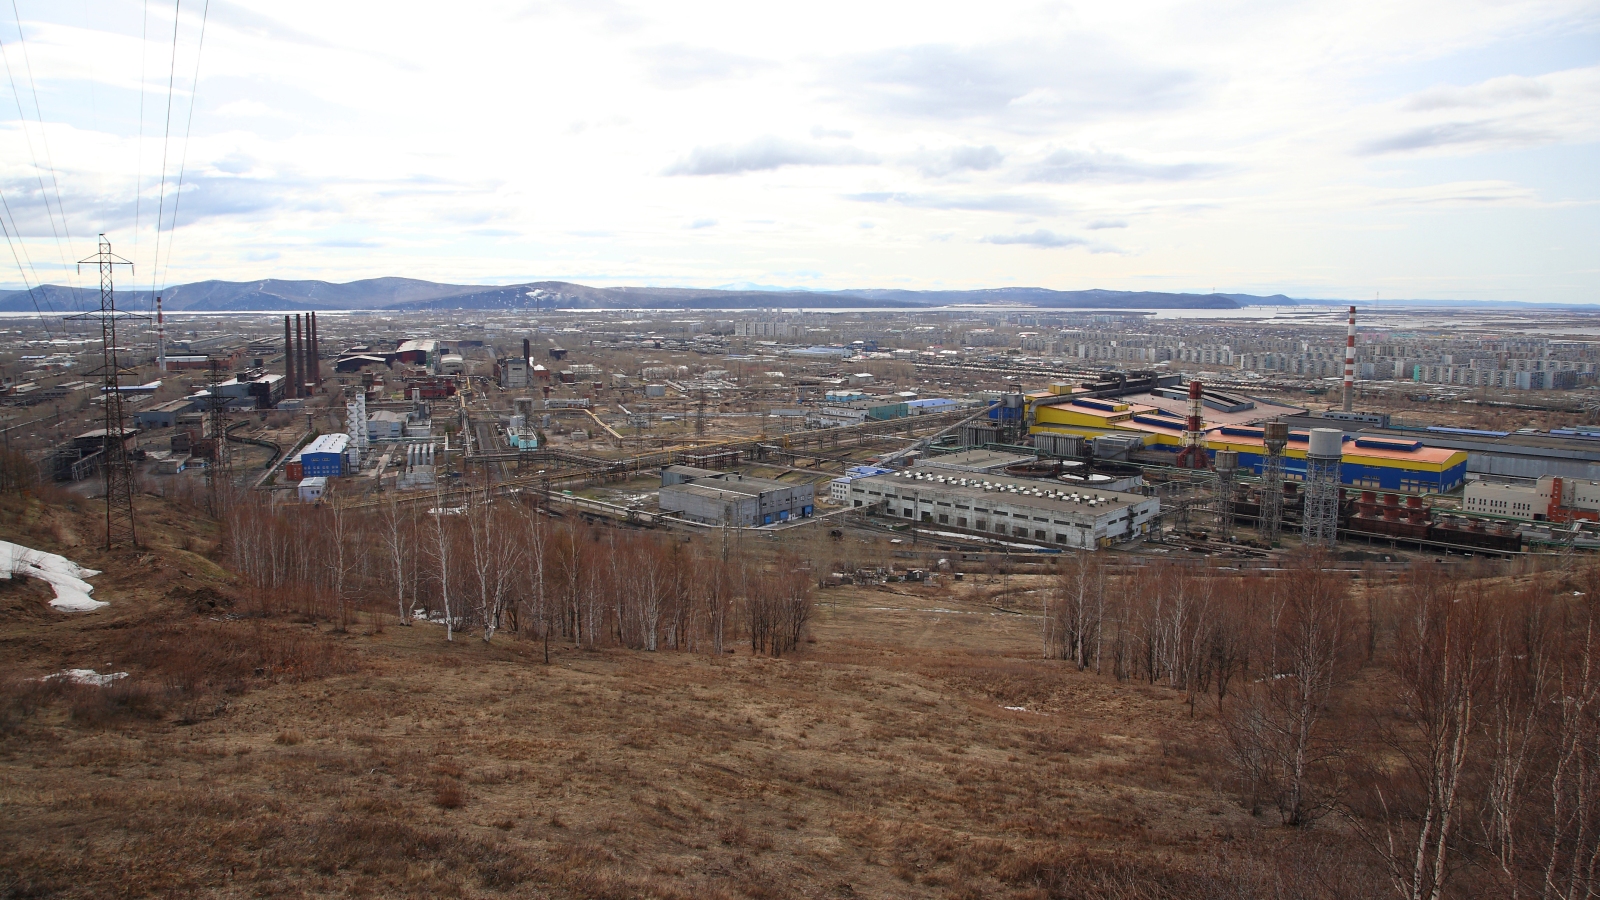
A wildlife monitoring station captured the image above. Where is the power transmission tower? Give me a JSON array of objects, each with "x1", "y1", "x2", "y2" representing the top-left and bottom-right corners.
[
  {"x1": 206, "y1": 357, "x2": 233, "y2": 517},
  {"x1": 695, "y1": 388, "x2": 707, "y2": 437},
  {"x1": 71, "y1": 236, "x2": 141, "y2": 549}
]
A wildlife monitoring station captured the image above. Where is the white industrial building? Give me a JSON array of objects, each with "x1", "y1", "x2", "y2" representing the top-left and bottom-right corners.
[
  {"x1": 367, "y1": 409, "x2": 406, "y2": 441},
  {"x1": 659, "y1": 466, "x2": 815, "y2": 526},
  {"x1": 298, "y1": 476, "x2": 328, "y2": 503},
  {"x1": 846, "y1": 467, "x2": 1160, "y2": 549},
  {"x1": 1464, "y1": 474, "x2": 1600, "y2": 521}
]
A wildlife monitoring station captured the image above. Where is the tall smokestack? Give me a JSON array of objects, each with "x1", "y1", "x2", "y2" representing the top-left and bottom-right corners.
[
  {"x1": 523, "y1": 337, "x2": 530, "y2": 362},
  {"x1": 285, "y1": 316, "x2": 295, "y2": 398},
  {"x1": 1343, "y1": 305, "x2": 1356, "y2": 412},
  {"x1": 309, "y1": 312, "x2": 320, "y2": 385},
  {"x1": 294, "y1": 315, "x2": 305, "y2": 398},
  {"x1": 155, "y1": 296, "x2": 166, "y2": 372},
  {"x1": 1175, "y1": 379, "x2": 1209, "y2": 469}
]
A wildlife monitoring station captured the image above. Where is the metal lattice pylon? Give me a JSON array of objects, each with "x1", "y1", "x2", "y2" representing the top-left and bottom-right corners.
[
  {"x1": 71, "y1": 236, "x2": 141, "y2": 549},
  {"x1": 1214, "y1": 450, "x2": 1238, "y2": 542},
  {"x1": 1302, "y1": 454, "x2": 1342, "y2": 547},
  {"x1": 1260, "y1": 422, "x2": 1287, "y2": 545}
]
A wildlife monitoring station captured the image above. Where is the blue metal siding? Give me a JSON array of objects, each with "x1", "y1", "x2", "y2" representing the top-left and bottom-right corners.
[{"x1": 301, "y1": 452, "x2": 345, "y2": 478}]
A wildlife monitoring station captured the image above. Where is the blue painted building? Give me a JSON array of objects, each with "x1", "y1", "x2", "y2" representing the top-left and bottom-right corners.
[{"x1": 299, "y1": 433, "x2": 351, "y2": 478}]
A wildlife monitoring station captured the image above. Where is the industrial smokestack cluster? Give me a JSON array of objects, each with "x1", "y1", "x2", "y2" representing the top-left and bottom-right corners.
[{"x1": 283, "y1": 312, "x2": 322, "y2": 399}]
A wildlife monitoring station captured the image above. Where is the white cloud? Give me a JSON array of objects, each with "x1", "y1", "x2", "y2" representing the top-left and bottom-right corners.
[
  {"x1": 983, "y1": 229, "x2": 1086, "y2": 248},
  {"x1": 0, "y1": 0, "x2": 1594, "y2": 301},
  {"x1": 664, "y1": 136, "x2": 879, "y2": 175}
]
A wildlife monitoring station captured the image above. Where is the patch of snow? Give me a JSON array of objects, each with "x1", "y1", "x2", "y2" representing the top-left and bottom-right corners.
[
  {"x1": 0, "y1": 541, "x2": 104, "y2": 611},
  {"x1": 43, "y1": 669, "x2": 128, "y2": 686},
  {"x1": 1002, "y1": 706, "x2": 1028, "y2": 712}
]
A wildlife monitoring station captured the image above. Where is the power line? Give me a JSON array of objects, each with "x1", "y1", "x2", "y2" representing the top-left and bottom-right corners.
[
  {"x1": 148, "y1": 0, "x2": 181, "y2": 301},
  {"x1": 133, "y1": 0, "x2": 150, "y2": 306},
  {"x1": 0, "y1": 17, "x2": 72, "y2": 290},
  {"x1": 0, "y1": 182, "x2": 54, "y2": 324},
  {"x1": 157, "y1": 0, "x2": 208, "y2": 294},
  {"x1": 9, "y1": 1, "x2": 75, "y2": 287},
  {"x1": 0, "y1": 186, "x2": 52, "y2": 332}
]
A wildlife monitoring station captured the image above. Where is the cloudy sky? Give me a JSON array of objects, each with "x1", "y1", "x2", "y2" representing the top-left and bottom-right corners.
[{"x1": 1, "y1": 0, "x2": 1597, "y2": 301}]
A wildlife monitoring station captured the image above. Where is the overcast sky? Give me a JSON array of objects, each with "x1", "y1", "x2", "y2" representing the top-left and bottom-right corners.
[{"x1": 1, "y1": 0, "x2": 1597, "y2": 301}]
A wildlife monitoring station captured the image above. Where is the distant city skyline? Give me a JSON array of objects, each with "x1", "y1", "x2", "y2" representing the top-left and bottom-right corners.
[{"x1": 0, "y1": 1, "x2": 1596, "y2": 302}]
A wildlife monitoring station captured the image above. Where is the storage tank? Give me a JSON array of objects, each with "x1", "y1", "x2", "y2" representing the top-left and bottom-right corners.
[{"x1": 1307, "y1": 427, "x2": 1343, "y2": 459}]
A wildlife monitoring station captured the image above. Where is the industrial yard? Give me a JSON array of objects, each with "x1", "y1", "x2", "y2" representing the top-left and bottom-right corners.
[
  {"x1": 4, "y1": 298, "x2": 1600, "y2": 899},
  {"x1": 7, "y1": 298, "x2": 1600, "y2": 558}
]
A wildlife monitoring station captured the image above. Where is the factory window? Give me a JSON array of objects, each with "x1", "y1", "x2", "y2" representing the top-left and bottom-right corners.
[
  {"x1": 975, "y1": 507, "x2": 990, "y2": 513},
  {"x1": 975, "y1": 518, "x2": 987, "y2": 530},
  {"x1": 1014, "y1": 526, "x2": 1027, "y2": 536},
  {"x1": 936, "y1": 501, "x2": 952, "y2": 507},
  {"x1": 996, "y1": 523, "x2": 1008, "y2": 534},
  {"x1": 904, "y1": 508, "x2": 914, "y2": 517},
  {"x1": 994, "y1": 510, "x2": 1008, "y2": 517},
  {"x1": 939, "y1": 514, "x2": 949, "y2": 524},
  {"x1": 955, "y1": 504, "x2": 970, "y2": 510},
  {"x1": 1055, "y1": 534, "x2": 1068, "y2": 543},
  {"x1": 957, "y1": 517, "x2": 967, "y2": 527},
  {"x1": 1034, "y1": 529, "x2": 1046, "y2": 539},
  {"x1": 1033, "y1": 516, "x2": 1047, "y2": 522},
  {"x1": 922, "y1": 512, "x2": 933, "y2": 523},
  {"x1": 1054, "y1": 519, "x2": 1068, "y2": 525},
  {"x1": 854, "y1": 500, "x2": 862, "y2": 507},
  {"x1": 868, "y1": 490, "x2": 881, "y2": 497}
]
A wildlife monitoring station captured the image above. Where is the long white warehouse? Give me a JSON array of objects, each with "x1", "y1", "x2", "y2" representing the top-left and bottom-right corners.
[{"x1": 847, "y1": 467, "x2": 1159, "y2": 550}]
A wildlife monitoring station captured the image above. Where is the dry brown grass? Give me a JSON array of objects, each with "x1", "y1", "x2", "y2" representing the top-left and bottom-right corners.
[{"x1": 0, "y1": 493, "x2": 1395, "y2": 899}]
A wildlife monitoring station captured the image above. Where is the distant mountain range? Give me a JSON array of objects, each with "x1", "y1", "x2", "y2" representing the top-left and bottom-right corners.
[
  {"x1": 2, "y1": 277, "x2": 1585, "y2": 314},
  {"x1": 0, "y1": 278, "x2": 1296, "y2": 313}
]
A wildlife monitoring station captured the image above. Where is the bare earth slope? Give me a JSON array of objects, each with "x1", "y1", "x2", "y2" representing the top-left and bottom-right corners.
[{"x1": 0, "y1": 495, "x2": 1372, "y2": 899}]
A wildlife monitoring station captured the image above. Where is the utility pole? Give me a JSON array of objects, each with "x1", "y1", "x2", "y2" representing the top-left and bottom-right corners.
[{"x1": 71, "y1": 236, "x2": 141, "y2": 549}]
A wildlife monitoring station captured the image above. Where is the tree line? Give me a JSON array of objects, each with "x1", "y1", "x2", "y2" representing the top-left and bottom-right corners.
[
  {"x1": 223, "y1": 491, "x2": 814, "y2": 659},
  {"x1": 1042, "y1": 552, "x2": 1599, "y2": 900}
]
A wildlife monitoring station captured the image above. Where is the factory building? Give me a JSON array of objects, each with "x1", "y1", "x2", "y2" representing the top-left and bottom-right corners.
[
  {"x1": 211, "y1": 371, "x2": 286, "y2": 409},
  {"x1": 1028, "y1": 386, "x2": 1465, "y2": 494},
  {"x1": 497, "y1": 357, "x2": 528, "y2": 389},
  {"x1": 1206, "y1": 429, "x2": 1468, "y2": 494},
  {"x1": 395, "y1": 340, "x2": 441, "y2": 367},
  {"x1": 846, "y1": 468, "x2": 1159, "y2": 550},
  {"x1": 659, "y1": 465, "x2": 814, "y2": 526},
  {"x1": 367, "y1": 410, "x2": 406, "y2": 441},
  {"x1": 299, "y1": 434, "x2": 351, "y2": 478},
  {"x1": 1464, "y1": 475, "x2": 1600, "y2": 522},
  {"x1": 133, "y1": 398, "x2": 197, "y2": 429},
  {"x1": 828, "y1": 465, "x2": 895, "y2": 503}
]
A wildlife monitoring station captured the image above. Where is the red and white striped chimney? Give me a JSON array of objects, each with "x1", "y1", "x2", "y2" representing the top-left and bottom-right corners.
[{"x1": 1342, "y1": 305, "x2": 1356, "y2": 412}]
